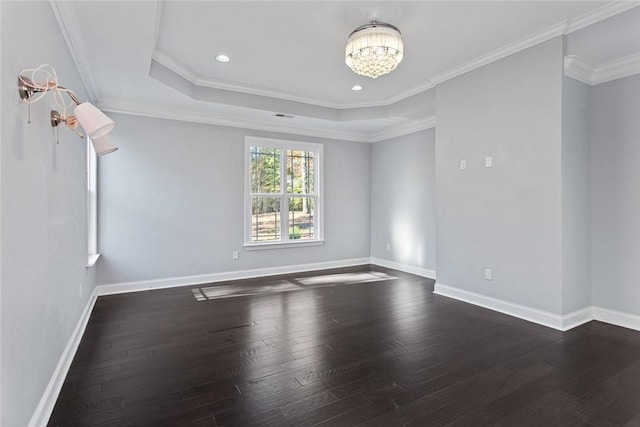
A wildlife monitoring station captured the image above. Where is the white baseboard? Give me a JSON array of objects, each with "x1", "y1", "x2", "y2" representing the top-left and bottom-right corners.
[
  {"x1": 593, "y1": 306, "x2": 640, "y2": 332},
  {"x1": 97, "y1": 258, "x2": 371, "y2": 296},
  {"x1": 369, "y1": 257, "x2": 436, "y2": 279},
  {"x1": 28, "y1": 287, "x2": 98, "y2": 427},
  {"x1": 560, "y1": 307, "x2": 594, "y2": 331},
  {"x1": 25, "y1": 268, "x2": 640, "y2": 427},
  {"x1": 434, "y1": 283, "x2": 590, "y2": 331}
]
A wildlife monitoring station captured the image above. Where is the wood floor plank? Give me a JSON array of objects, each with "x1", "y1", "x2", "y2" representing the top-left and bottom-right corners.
[{"x1": 48, "y1": 265, "x2": 640, "y2": 426}]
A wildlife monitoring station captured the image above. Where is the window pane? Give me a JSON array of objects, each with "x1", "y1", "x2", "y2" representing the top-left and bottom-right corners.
[
  {"x1": 287, "y1": 150, "x2": 314, "y2": 194},
  {"x1": 251, "y1": 197, "x2": 281, "y2": 242},
  {"x1": 288, "y1": 197, "x2": 314, "y2": 240},
  {"x1": 250, "y1": 147, "x2": 280, "y2": 193}
]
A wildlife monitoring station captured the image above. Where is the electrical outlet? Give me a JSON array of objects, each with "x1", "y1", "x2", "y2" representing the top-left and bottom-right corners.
[
  {"x1": 386, "y1": 243, "x2": 390, "y2": 251},
  {"x1": 485, "y1": 269, "x2": 492, "y2": 280},
  {"x1": 232, "y1": 251, "x2": 239, "y2": 260},
  {"x1": 460, "y1": 159, "x2": 467, "y2": 170}
]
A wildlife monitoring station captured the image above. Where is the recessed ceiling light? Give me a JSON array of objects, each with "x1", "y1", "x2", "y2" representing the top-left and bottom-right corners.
[
  {"x1": 352, "y1": 85, "x2": 363, "y2": 91},
  {"x1": 216, "y1": 54, "x2": 230, "y2": 63}
]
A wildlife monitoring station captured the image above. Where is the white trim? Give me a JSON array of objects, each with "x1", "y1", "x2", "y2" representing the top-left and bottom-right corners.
[
  {"x1": 244, "y1": 136, "x2": 323, "y2": 246},
  {"x1": 53, "y1": 0, "x2": 636, "y2": 111},
  {"x1": 564, "y1": 55, "x2": 596, "y2": 85},
  {"x1": 433, "y1": 283, "x2": 591, "y2": 331},
  {"x1": 593, "y1": 306, "x2": 640, "y2": 332},
  {"x1": 97, "y1": 99, "x2": 371, "y2": 143},
  {"x1": 86, "y1": 138, "x2": 98, "y2": 264},
  {"x1": 98, "y1": 98, "x2": 436, "y2": 144},
  {"x1": 565, "y1": 53, "x2": 640, "y2": 86},
  {"x1": 560, "y1": 307, "x2": 594, "y2": 331},
  {"x1": 592, "y1": 52, "x2": 640, "y2": 85},
  {"x1": 150, "y1": 3, "x2": 638, "y2": 109},
  {"x1": 153, "y1": 50, "x2": 341, "y2": 109},
  {"x1": 86, "y1": 253, "x2": 101, "y2": 268},
  {"x1": 431, "y1": 2, "x2": 638, "y2": 87},
  {"x1": 28, "y1": 287, "x2": 98, "y2": 427},
  {"x1": 152, "y1": 1, "x2": 163, "y2": 55},
  {"x1": 244, "y1": 240, "x2": 325, "y2": 251},
  {"x1": 96, "y1": 258, "x2": 370, "y2": 296},
  {"x1": 381, "y1": 81, "x2": 437, "y2": 108},
  {"x1": 49, "y1": 1, "x2": 98, "y2": 101},
  {"x1": 369, "y1": 116, "x2": 436, "y2": 143},
  {"x1": 564, "y1": 2, "x2": 640, "y2": 34},
  {"x1": 153, "y1": 49, "x2": 437, "y2": 110},
  {"x1": 431, "y1": 21, "x2": 567, "y2": 86},
  {"x1": 370, "y1": 257, "x2": 436, "y2": 280}
]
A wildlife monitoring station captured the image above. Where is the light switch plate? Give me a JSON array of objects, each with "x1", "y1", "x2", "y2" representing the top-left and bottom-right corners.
[
  {"x1": 485, "y1": 156, "x2": 493, "y2": 168},
  {"x1": 460, "y1": 160, "x2": 467, "y2": 170}
]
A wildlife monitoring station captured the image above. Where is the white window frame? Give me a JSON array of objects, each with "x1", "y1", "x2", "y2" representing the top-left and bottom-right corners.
[
  {"x1": 86, "y1": 138, "x2": 100, "y2": 267},
  {"x1": 244, "y1": 136, "x2": 324, "y2": 250}
]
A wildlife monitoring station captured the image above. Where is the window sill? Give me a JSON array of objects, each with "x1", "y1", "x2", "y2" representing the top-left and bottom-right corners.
[
  {"x1": 244, "y1": 240, "x2": 325, "y2": 251},
  {"x1": 86, "y1": 253, "x2": 101, "y2": 268}
]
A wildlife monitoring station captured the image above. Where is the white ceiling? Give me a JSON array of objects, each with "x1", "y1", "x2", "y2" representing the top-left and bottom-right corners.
[{"x1": 54, "y1": 1, "x2": 640, "y2": 142}]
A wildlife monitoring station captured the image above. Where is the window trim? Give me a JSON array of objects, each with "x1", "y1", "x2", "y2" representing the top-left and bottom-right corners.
[
  {"x1": 244, "y1": 136, "x2": 324, "y2": 249},
  {"x1": 86, "y1": 137, "x2": 100, "y2": 267}
]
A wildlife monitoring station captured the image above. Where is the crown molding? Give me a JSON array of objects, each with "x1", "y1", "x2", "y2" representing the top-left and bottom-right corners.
[
  {"x1": 152, "y1": 0, "x2": 164, "y2": 50},
  {"x1": 152, "y1": 50, "x2": 343, "y2": 109},
  {"x1": 98, "y1": 98, "x2": 436, "y2": 143},
  {"x1": 369, "y1": 116, "x2": 436, "y2": 142},
  {"x1": 564, "y1": 55, "x2": 596, "y2": 85},
  {"x1": 381, "y1": 80, "x2": 437, "y2": 107},
  {"x1": 151, "y1": 2, "x2": 638, "y2": 109},
  {"x1": 564, "y1": 1, "x2": 640, "y2": 34},
  {"x1": 152, "y1": 50, "x2": 433, "y2": 110},
  {"x1": 54, "y1": 1, "x2": 638, "y2": 115},
  {"x1": 98, "y1": 98, "x2": 372, "y2": 142},
  {"x1": 593, "y1": 52, "x2": 640, "y2": 84},
  {"x1": 431, "y1": 21, "x2": 567, "y2": 85},
  {"x1": 564, "y1": 52, "x2": 640, "y2": 85},
  {"x1": 429, "y1": 2, "x2": 640, "y2": 86},
  {"x1": 49, "y1": 0, "x2": 98, "y2": 102}
]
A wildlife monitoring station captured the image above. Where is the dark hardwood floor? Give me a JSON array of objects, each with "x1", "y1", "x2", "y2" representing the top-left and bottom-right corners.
[{"x1": 49, "y1": 265, "x2": 640, "y2": 426}]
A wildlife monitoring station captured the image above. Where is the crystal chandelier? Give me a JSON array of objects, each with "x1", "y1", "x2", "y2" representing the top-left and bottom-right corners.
[{"x1": 345, "y1": 21, "x2": 404, "y2": 79}]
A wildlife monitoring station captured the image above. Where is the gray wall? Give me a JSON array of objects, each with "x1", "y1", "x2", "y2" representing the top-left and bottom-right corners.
[
  {"x1": 591, "y1": 74, "x2": 640, "y2": 316},
  {"x1": 1, "y1": 2, "x2": 97, "y2": 425},
  {"x1": 561, "y1": 76, "x2": 592, "y2": 313},
  {"x1": 97, "y1": 113, "x2": 371, "y2": 285},
  {"x1": 370, "y1": 129, "x2": 436, "y2": 271},
  {"x1": 435, "y1": 38, "x2": 564, "y2": 314}
]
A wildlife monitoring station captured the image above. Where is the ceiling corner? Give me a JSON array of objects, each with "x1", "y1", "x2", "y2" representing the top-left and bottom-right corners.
[
  {"x1": 49, "y1": 0, "x2": 100, "y2": 101},
  {"x1": 565, "y1": 53, "x2": 640, "y2": 86},
  {"x1": 564, "y1": 55, "x2": 596, "y2": 85}
]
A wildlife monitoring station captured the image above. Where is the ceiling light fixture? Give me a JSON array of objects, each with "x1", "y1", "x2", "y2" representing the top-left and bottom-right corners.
[
  {"x1": 351, "y1": 85, "x2": 363, "y2": 91},
  {"x1": 216, "y1": 54, "x2": 230, "y2": 62},
  {"x1": 345, "y1": 20, "x2": 403, "y2": 79}
]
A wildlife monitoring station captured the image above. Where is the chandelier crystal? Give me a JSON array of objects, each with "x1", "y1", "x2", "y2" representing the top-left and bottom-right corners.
[{"x1": 345, "y1": 21, "x2": 404, "y2": 79}]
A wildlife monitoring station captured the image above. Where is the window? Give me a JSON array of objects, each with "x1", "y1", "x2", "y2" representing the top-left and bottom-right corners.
[
  {"x1": 86, "y1": 138, "x2": 100, "y2": 266},
  {"x1": 245, "y1": 137, "x2": 323, "y2": 248}
]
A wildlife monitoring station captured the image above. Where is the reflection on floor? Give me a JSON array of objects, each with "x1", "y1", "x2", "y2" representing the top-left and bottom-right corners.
[
  {"x1": 192, "y1": 271, "x2": 397, "y2": 301},
  {"x1": 49, "y1": 265, "x2": 640, "y2": 425}
]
